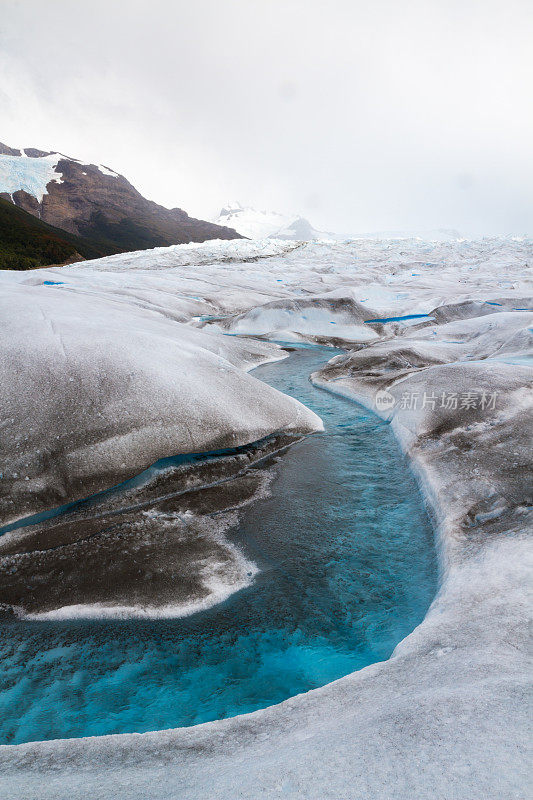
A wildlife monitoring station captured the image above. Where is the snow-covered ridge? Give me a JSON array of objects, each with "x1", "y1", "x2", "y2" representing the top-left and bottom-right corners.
[
  {"x1": 62, "y1": 237, "x2": 302, "y2": 271},
  {"x1": 0, "y1": 149, "x2": 119, "y2": 203}
]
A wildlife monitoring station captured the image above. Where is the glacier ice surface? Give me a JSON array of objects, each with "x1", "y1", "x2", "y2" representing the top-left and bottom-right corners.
[{"x1": 0, "y1": 235, "x2": 531, "y2": 799}]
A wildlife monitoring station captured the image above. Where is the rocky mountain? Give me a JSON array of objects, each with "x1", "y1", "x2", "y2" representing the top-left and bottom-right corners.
[
  {"x1": 0, "y1": 143, "x2": 242, "y2": 256},
  {"x1": 214, "y1": 202, "x2": 336, "y2": 241}
]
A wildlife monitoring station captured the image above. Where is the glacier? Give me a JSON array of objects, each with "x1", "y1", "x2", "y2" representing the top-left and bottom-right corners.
[
  {"x1": 0, "y1": 234, "x2": 531, "y2": 798},
  {"x1": 0, "y1": 152, "x2": 64, "y2": 202}
]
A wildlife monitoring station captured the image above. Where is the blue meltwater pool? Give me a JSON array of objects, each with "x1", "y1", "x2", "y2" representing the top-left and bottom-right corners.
[{"x1": 0, "y1": 346, "x2": 438, "y2": 744}]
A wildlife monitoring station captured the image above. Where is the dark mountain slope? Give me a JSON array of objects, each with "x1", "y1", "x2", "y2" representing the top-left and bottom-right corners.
[{"x1": 0, "y1": 197, "x2": 108, "y2": 270}]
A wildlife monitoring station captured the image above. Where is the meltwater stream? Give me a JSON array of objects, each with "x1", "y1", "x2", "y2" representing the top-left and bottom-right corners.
[{"x1": 0, "y1": 346, "x2": 437, "y2": 745}]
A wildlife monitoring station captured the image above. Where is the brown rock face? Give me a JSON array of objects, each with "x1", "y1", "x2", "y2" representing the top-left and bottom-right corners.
[
  {"x1": 0, "y1": 143, "x2": 22, "y2": 156},
  {"x1": 12, "y1": 189, "x2": 41, "y2": 216},
  {"x1": 0, "y1": 143, "x2": 242, "y2": 254},
  {"x1": 23, "y1": 147, "x2": 55, "y2": 158}
]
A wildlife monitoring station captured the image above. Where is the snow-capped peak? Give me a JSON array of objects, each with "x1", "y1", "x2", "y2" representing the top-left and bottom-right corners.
[
  {"x1": 218, "y1": 200, "x2": 245, "y2": 215},
  {"x1": 214, "y1": 203, "x2": 331, "y2": 241},
  {"x1": 214, "y1": 203, "x2": 466, "y2": 243}
]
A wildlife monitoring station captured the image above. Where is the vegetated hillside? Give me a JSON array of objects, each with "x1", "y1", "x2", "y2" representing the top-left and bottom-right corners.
[
  {"x1": 0, "y1": 197, "x2": 107, "y2": 270},
  {"x1": 0, "y1": 144, "x2": 243, "y2": 255}
]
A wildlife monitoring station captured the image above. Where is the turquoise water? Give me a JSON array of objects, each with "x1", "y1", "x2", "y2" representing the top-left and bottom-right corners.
[
  {"x1": 0, "y1": 346, "x2": 437, "y2": 744},
  {"x1": 363, "y1": 313, "x2": 431, "y2": 323}
]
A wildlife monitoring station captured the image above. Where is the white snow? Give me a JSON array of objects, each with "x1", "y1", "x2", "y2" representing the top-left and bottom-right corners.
[
  {"x1": 96, "y1": 163, "x2": 119, "y2": 177},
  {"x1": 214, "y1": 201, "x2": 300, "y2": 238},
  {"x1": 214, "y1": 201, "x2": 335, "y2": 240}
]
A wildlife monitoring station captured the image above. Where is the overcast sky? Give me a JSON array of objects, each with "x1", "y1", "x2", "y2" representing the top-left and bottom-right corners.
[{"x1": 1, "y1": 0, "x2": 532, "y2": 235}]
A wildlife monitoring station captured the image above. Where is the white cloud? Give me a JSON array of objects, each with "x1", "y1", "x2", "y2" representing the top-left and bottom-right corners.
[{"x1": 1, "y1": 0, "x2": 532, "y2": 235}]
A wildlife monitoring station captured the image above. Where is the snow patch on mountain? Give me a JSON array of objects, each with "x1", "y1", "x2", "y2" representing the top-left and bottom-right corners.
[
  {"x1": 0, "y1": 149, "x2": 120, "y2": 204},
  {"x1": 0, "y1": 153, "x2": 64, "y2": 202}
]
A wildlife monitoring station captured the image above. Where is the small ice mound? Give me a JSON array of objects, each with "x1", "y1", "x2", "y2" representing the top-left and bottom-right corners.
[
  {"x1": 216, "y1": 296, "x2": 383, "y2": 343},
  {"x1": 0, "y1": 283, "x2": 322, "y2": 527}
]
